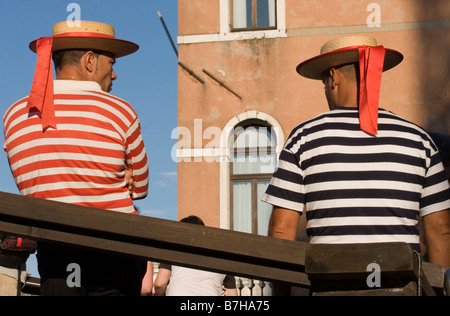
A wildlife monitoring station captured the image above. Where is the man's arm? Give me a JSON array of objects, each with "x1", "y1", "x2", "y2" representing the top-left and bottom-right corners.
[
  {"x1": 268, "y1": 207, "x2": 301, "y2": 295},
  {"x1": 225, "y1": 288, "x2": 238, "y2": 296},
  {"x1": 269, "y1": 207, "x2": 300, "y2": 241},
  {"x1": 125, "y1": 118, "x2": 149, "y2": 199},
  {"x1": 423, "y1": 209, "x2": 450, "y2": 268},
  {"x1": 140, "y1": 261, "x2": 154, "y2": 296},
  {"x1": 154, "y1": 268, "x2": 171, "y2": 296}
]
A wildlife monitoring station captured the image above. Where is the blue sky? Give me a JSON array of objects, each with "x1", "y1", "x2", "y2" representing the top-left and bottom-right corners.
[{"x1": 0, "y1": 0, "x2": 180, "y2": 221}]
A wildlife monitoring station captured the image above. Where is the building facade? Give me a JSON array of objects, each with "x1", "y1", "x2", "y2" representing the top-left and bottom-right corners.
[{"x1": 176, "y1": 0, "x2": 450, "y2": 242}]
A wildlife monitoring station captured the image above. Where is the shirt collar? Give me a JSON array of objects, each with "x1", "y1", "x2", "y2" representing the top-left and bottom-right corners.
[
  {"x1": 333, "y1": 107, "x2": 386, "y2": 112},
  {"x1": 54, "y1": 80, "x2": 103, "y2": 92}
]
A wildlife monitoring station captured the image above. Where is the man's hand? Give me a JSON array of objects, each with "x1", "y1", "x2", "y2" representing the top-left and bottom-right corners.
[{"x1": 125, "y1": 168, "x2": 134, "y2": 197}]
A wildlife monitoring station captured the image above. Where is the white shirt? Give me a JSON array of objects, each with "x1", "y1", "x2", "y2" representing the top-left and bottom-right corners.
[{"x1": 166, "y1": 266, "x2": 226, "y2": 296}]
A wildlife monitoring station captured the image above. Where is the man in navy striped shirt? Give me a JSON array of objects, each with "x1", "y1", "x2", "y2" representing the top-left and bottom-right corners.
[{"x1": 263, "y1": 37, "x2": 450, "y2": 291}]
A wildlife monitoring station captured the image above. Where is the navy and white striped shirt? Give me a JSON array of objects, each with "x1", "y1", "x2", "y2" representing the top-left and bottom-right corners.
[{"x1": 263, "y1": 108, "x2": 450, "y2": 251}]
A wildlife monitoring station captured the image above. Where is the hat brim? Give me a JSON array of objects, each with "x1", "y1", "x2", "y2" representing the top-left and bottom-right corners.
[
  {"x1": 29, "y1": 36, "x2": 139, "y2": 58},
  {"x1": 297, "y1": 47, "x2": 404, "y2": 80}
]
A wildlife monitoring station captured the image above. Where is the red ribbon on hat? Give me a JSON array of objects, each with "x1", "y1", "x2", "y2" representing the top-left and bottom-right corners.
[
  {"x1": 27, "y1": 32, "x2": 119, "y2": 131},
  {"x1": 358, "y1": 45, "x2": 386, "y2": 135},
  {"x1": 28, "y1": 37, "x2": 56, "y2": 130}
]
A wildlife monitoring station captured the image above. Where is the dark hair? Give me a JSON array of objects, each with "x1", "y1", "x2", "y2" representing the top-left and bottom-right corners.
[
  {"x1": 337, "y1": 63, "x2": 359, "y2": 82},
  {"x1": 322, "y1": 63, "x2": 359, "y2": 83},
  {"x1": 52, "y1": 49, "x2": 101, "y2": 70},
  {"x1": 430, "y1": 132, "x2": 450, "y2": 164},
  {"x1": 180, "y1": 215, "x2": 205, "y2": 226}
]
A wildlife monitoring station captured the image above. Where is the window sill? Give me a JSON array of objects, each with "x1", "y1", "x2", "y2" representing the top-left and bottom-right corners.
[{"x1": 178, "y1": 29, "x2": 287, "y2": 45}]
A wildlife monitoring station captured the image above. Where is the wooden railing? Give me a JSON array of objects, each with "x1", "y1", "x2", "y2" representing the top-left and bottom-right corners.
[{"x1": 0, "y1": 191, "x2": 447, "y2": 296}]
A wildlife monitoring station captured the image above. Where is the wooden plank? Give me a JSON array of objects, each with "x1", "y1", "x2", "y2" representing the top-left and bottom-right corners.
[
  {"x1": 0, "y1": 220, "x2": 311, "y2": 287},
  {"x1": 313, "y1": 281, "x2": 418, "y2": 297},
  {"x1": 305, "y1": 243, "x2": 418, "y2": 280},
  {"x1": 0, "y1": 191, "x2": 310, "y2": 287},
  {"x1": 419, "y1": 268, "x2": 436, "y2": 296},
  {"x1": 0, "y1": 191, "x2": 444, "y2": 295},
  {"x1": 305, "y1": 243, "x2": 442, "y2": 296},
  {"x1": 23, "y1": 277, "x2": 40, "y2": 296},
  {"x1": 423, "y1": 262, "x2": 446, "y2": 295},
  {"x1": 0, "y1": 192, "x2": 307, "y2": 266}
]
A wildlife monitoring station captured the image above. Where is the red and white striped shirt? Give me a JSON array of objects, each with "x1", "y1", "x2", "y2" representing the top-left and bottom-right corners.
[{"x1": 3, "y1": 80, "x2": 149, "y2": 213}]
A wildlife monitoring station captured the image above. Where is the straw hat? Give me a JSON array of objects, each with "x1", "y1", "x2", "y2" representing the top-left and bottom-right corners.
[
  {"x1": 297, "y1": 36, "x2": 403, "y2": 79},
  {"x1": 29, "y1": 21, "x2": 139, "y2": 58}
]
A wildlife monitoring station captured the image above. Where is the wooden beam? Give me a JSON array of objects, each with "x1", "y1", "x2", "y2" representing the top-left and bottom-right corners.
[
  {"x1": 422, "y1": 262, "x2": 447, "y2": 295},
  {"x1": 22, "y1": 277, "x2": 40, "y2": 296},
  {"x1": 0, "y1": 191, "x2": 310, "y2": 287},
  {"x1": 0, "y1": 191, "x2": 445, "y2": 295},
  {"x1": 305, "y1": 243, "x2": 418, "y2": 279},
  {"x1": 313, "y1": 281, "x2": 418, "y2": 297},
  {"x1": 305, "y1": 243, "x2": 441, "y2": 296}
]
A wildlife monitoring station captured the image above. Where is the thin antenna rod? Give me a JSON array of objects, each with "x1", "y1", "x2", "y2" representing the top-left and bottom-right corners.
[
  {"x1": 157, "y1": 11, "x2": 205, "y2": 85},
  {"x1": 158, "y1": 11, "x2": 179, "y2": 58},
  {"x1": 202, "y1": 70, "x2": 242, "y2": 100}
]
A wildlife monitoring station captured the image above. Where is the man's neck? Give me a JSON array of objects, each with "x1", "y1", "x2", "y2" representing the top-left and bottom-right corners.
[
  {"x1": 337, "y1": 81, "x2": 358, "y2": 108},
  {"x1": 55, "y1": 67, "x2": 87, "y2": 81}
]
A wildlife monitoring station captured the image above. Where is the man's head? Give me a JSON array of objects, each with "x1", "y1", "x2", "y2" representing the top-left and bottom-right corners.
[
  {"x1": 297, "y1": 36, "x2": 403, "y2": 135},
  {"x1": 321, "y1": 63, "x2": 359, "y2": 110},
  {"x1": 296, "y1": 36, "x2": 402, "y2": 80},
  {"x1": 53, "y1": 49, "x2": 117, "y2": 92},
  {"x1": 27, "y1": 21, "x2": 139, "y2": 129},
  {"x1": 180, "y1": 216, "x2": 205, "y2": 226}
]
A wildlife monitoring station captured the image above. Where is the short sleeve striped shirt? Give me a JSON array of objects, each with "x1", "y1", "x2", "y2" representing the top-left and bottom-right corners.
[
  {"x1": 3, "y1": 80, "x2": 149, "y2": 214},
  {"x1": 263, "y1": 108, "x2": 450, "y2": 251}
]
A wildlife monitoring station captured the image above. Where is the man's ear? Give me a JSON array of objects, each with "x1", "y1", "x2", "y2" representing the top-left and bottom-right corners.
[
  {"x1": 82, "y1": 51, "x2": 98, "y2": 73},
  {"x1": 329, "y1": 68, "x2": 338, "y2": 90}
]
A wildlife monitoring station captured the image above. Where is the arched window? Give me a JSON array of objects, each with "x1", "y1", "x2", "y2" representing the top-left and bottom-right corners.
[
  {"x1": 230, "y1": 121, "x2": 277, "y2": 236},
  {"x1": 219, "y1": 111, "x2": 284, "y2": 233}
]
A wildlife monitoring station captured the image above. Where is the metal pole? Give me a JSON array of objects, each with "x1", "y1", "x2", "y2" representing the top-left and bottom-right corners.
[
  {"x1": 203, "y1": 69, "x2": 242, "y2": 100},
  {"x1": 157, "y1": 11, "x2": 178, "y2": 58},
  {"x1": 157, "y1": 11, "x2": 205, "y2": 85}
]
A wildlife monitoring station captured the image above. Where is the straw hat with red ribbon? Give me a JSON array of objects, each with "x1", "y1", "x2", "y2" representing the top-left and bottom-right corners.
[
  {"x1": 28, "y1": 21, "x2": 139, "y2": 130},
  {"x1": 296, "y1": 36, "x2": 404, "y2": 135}
]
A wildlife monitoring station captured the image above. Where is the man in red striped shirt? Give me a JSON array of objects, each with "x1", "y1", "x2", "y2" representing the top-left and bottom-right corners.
[{"x1": 3, "y1": 21, "x2": 149, "y2": 295}]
